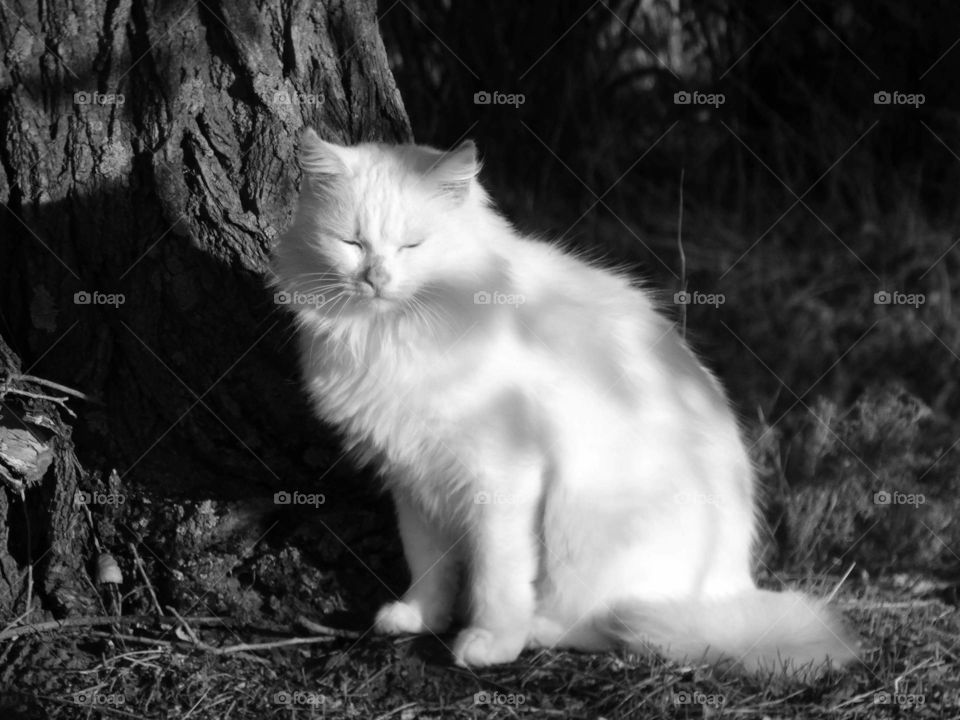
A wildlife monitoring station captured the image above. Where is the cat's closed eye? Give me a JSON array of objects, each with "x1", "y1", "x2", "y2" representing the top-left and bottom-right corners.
[
  {"x1": 400, "y1": 240, "x2": 424, "y2": 250},
  {"x1": 339, "y1": 237, "x2": 363, "y2": 249}
]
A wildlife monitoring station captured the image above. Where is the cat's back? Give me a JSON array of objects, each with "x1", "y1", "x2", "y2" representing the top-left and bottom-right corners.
[
  {"x1": 496, "y1": 237, "x2": 731, "y2": 426},
  {"x1": 502, "y1": 237, "x2": 664, "y2": 367}
]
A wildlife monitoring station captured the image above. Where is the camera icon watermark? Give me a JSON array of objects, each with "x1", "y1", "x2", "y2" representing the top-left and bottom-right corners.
[
  {"x1": 874, "y1": 690, "x2": 925, "y2": 707},
  {"x1": 74, "y1": 290, "x2": 125, "y2": 307},
  {"x1": 272, "y1": 91, "x2": 323, "y2": 107},
  {"x1": 673, "y1": 690, "x2": 726, "y2": 707},
  {"x1": 273, "y1": 690, "x2": 325, "y2": 706},
  {"x1": 873, "y1": 290, "x2": 924, "y2": 308},
  {"x1": 273, "y1": 490, "x2": 325, "y2": 507},
  {"x1": 674, "y1": 290, "x2": 725, "y2": 308},
  {"x1": 674, "y1": 90, "x2": 725, "y2": 108},
  {"x1": 474, "y1": 491, "x2": 518, "y2": 505},
  {"x1": 873, "y1": 90, "x2": 924, "y2": 108},
  {"x1": 473, "y1": 90, "x2": 525, "y2": 108},
  {"x1": 75, "y1": 490, "x2": 126, "y2": 506},
  {"x1": 274, "y1": 290, "x2": 326, "y2": 307},
  {"x1": 473, "y1": 290, "x2": 525, "y2": 306},
  {"x1": 73, "y1": 90, "x2": 125, "y2": 106},
  {"x1": 74, "y1": 692, "x2": 125, "y2": 706},
  {"x1": 474, "y1": 691, "x2": 525, "y2": 706},
  {"x1": 873, "y1": 490, "x2": 925, "y2": 508}
]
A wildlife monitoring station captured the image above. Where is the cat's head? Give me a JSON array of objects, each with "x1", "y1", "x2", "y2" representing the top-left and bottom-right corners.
[{"x1": 272, "y1": 128, "x2": 499, "y2": 323}]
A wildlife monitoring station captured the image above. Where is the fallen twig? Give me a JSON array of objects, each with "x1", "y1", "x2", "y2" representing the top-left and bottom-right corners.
[
  {"x1": 166, "y1": 605, "x2": 200, "y2": 644},
  {"x1": 7, "y1": 373, "x2": 93, "y2": 401},
  {"x1": 1, "y1": 387, "x2": 77, "y2": 417},
  {"x1": 19, "y1": 487, "x2": 33, "y2": 616},
  {"x1": 0, "y1": 607, "x2": 34, "y2": 638},
  {"x1": 87, "y1": 631, "x2": 271, "y2": 665},
  {"x1": 0, "y1": 614, "x2": 234, "y2": 641},
  {"x1": 129, "y1": 542, "x2": 164, "y2": 618},
  {"x1": 213, "y1": 635, "x2": 345, "y2": 653},
  {"x1": 296, "y1": 614, "x2": 364, "y2": 638}
]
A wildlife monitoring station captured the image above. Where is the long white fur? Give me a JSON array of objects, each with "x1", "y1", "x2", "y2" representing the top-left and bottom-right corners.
[{"x1": 270, "y1": 128, "x2": 858, "y2": 674}]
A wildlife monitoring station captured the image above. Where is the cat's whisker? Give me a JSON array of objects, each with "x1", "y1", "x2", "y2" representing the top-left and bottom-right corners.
[
  {"x1": 296, "y1": 270, "x2": 341, "y2": 277},
  {"x1": 402, "y1": 297, "x2": 430, "y2": 338},
  {"x1": 407, "y1": 296, "x2": 444, "y2": 342},
  {"x1": 317, "y1": 292, "x2": 350, "y2": 315},
  {"x1": 329, "y1": 291, "x2": 354, "y2": 328}
]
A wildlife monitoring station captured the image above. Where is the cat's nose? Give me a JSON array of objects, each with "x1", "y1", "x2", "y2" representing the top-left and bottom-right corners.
[{"x1": 362, "y1": 262, "x2": 390, "y2": 293}]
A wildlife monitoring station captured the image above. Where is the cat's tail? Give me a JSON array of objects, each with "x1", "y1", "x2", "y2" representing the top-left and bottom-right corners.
[{"x1": 595, "y1": 588, "x2": 858, "y2": 676}]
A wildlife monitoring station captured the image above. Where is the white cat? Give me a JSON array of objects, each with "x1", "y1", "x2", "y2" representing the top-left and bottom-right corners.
[{"x1": 271, "y1": 128, "x2": 857, "y2": 675}]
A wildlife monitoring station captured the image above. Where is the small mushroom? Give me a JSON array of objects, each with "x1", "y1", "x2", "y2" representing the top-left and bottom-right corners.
[{"x1": 96, "y1": 553, "x2": 123, "y2": 584}]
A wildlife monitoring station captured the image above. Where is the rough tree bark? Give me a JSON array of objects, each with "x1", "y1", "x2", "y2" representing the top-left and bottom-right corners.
[{"x1": 0, "y1": 0, "x2": 410, "y2": 618}]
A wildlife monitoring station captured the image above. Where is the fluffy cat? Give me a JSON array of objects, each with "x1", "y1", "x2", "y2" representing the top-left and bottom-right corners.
[{"x1": 270, "y1": 128, "x2": 857, "y2": 675}]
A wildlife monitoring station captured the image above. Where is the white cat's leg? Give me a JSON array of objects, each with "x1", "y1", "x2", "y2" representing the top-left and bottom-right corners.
[
  {"x1": 375, "y1": 492, "x2": 458, "y2": 635},
  {"x1": 453, "y1": 468, "x2": 540, "y2": 667}
]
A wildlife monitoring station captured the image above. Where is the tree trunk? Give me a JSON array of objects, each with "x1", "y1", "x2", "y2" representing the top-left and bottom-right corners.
[{"x1": 0, "y1": 0, "x2": 410, "y2": 618}]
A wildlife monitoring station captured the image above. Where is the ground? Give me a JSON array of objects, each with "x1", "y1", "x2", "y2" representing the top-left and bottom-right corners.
[{"x1": 1, "y1": 576, "x2": 957, "y2": 718}]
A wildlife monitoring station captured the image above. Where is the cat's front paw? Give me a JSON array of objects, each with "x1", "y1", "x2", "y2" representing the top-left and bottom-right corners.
[
  {"x1": 374, "y1": 599, "x2": 452, "y2": 635},
  {"x1": 374, "y1": 601, "x2": 430, "y2": 635},
  {"x1": 453, "y1": 627, "x2": 525, "y2": 667}
]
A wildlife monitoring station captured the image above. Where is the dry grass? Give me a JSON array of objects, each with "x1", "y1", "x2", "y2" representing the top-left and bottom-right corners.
[{"x1": 1, "y1": 579, "x2": 958, "y2": 718}]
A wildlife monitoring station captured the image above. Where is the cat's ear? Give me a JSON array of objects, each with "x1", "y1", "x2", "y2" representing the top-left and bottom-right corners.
[
  {"x1": 431, "y1": 140, "x2": 479, "y2": 202},
  {"x1": 299, "y1": 128, "x2": 348, "y2": 184}
]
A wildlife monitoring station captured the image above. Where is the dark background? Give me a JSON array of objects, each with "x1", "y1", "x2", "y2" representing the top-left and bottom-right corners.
[{"x1": 381, "y1": 0, "x2": 960, "y2": 419}]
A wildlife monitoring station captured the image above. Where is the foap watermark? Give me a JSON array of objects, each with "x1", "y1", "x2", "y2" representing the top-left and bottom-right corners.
[
  {"x1": 675, "y1": 491, "x2": 725, "y2": 507},
  {"x1": 272, "y1": 91, "x2": 323, "y2": 107},
  {"x1": 474, "y1": 290, "x2": 525, "y2": 307},
  {"x1": 74, "y1": 692, "x2": 125, "y2": 706},
  {"x1": 274, "y1": 290, "x2": 325, "y2": 307},
  {"x1": 673, "y1": 690, "x2": 726, "y2": 707},
  {"x1": 874, "y1": 290, "x2": 924, "y2": 308},
  {"x1": 674, "y1": 290, "x2": 724, "y2": 308},
  {"x1": 874, "y1": 691, "x2": 925, "y2": 708},
  {"x1": 874, "y1": 90, "x2": 925, "y2": 108},
  {"x1": 474, "y1": 691, "x2": 525, "y2": 707},
  {"x1": 74, "y1": 91, "x2": 125, "y2": 106},
  {"x1": 674, "y1": 90, "x2": 725, "y2": 108},
  {"x1": 473, "y1": 90, "x2": 525, "y2": 108},
  {"x1": 274, "y1": 491, "x2": 325, "y2": 507},
  {"x1": 273, "y1": 690, "x2": 325, "y2": 707},
  {"x1": 475, "y1": 491, "x2": 518, "y2": 505},
  {"x1": 873, "y1": 490, "x2": 925, "y2": 508},
  {"x1": 75, "y1": 490, "x2": 126, "y2": 507},
  {"x1": 74, "y1": 290, "x2": 125, "y2": 307}
]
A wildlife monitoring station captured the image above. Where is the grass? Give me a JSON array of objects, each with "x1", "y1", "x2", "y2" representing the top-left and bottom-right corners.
[{"x1": 1, "y1": 578, "x2": 958, "y2": 718}]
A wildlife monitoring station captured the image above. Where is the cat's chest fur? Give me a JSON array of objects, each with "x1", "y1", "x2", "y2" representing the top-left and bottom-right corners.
[{"x1": 299, "y1": 313, "x2": 528, "y2": 504}]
